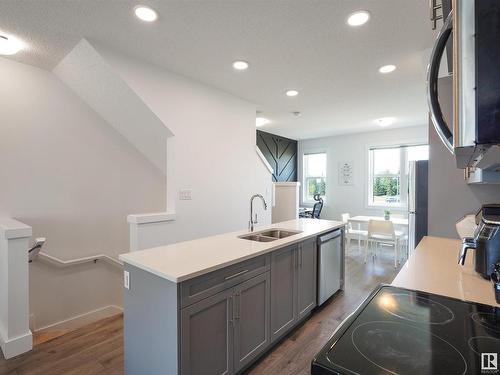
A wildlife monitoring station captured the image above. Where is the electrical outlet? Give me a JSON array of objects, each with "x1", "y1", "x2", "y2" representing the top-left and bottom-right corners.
[
  {"x1": 179, "y1": 189, "x2": 192, "y2": 200},
  {"x1": 124, "y1": 270, "x2": 130, "y2": 290}
]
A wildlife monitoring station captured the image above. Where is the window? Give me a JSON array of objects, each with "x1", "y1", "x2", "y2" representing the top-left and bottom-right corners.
[
  {"x1": 368, "y1": 145, "x2": 428, "y2": 207},
  {"x1": 303, "y1": 152, "x2": 326, "y2": 202}
]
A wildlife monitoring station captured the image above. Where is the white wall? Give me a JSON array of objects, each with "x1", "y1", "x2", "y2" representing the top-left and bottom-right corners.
[
  {"x1": 0, "y1": 43, "x2": 272, "y2": 330},
  {"x1": 95, "y1": 44, "x2": 272, "y2": 244},
  {"x1": 298, "y1": 126, "x2": 428, "y2": 221},
  {"x1": 0, "y1": 57, "x2": 166, "y2": 329},
  {"x1": 53, "y1": 39, "x2": 171, "y2": 175}
]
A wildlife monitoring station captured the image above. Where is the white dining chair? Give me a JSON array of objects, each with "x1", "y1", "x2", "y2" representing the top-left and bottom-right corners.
[
  {"x1": 341, "y1": 213, "x2": 368, "y2": 252},
  {"x1": 365, "y1": 219, "x2": 403, "y2": 268}
]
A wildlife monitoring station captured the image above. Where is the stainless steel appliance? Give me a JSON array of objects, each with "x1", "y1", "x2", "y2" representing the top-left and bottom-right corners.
[
  {"x1": 312, "y1": 285, "x2": 500, "y2": 375},
  {"x1": 317, "y1": 229, "x2": 344, "y2": 306},
  {"x1": 428, "y1": 0, "x2": 500, "y2": 170},
  {"x1": 407, "y1": 160, "x2": 428, "y2": 252},
  {"x1": 459, "y1": 204, "x2": 500, "y2": 279}
]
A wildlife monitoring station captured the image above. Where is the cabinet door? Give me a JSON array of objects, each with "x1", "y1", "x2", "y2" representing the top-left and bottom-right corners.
[
  {"x1": 180, "y1": 288, "x2": 233, "y2": 375},
  {"x1": 297, "y1": 238, "x2": 317, "y2": 319},
  {"x1": 233, "y1": 272, "x2": 270, "y2": 373},
  {"x1": 270, "y1": 245, "x2": 297, "y2": 342}
]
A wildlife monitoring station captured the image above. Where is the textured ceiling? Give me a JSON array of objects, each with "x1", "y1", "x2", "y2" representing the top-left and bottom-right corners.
[{"x1": 0, "y1": 0, "x2": 437, "y2": 139}]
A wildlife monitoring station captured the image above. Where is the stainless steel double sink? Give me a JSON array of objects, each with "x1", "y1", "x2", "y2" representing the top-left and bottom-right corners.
[{"x1": 238, "y1": 229, "x2": 303, "y2": 242}]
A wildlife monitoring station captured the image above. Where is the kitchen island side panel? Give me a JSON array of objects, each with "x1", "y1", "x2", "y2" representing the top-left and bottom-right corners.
[{"x1": 124, "y1": 264, "x2": 179, "y2": 375}]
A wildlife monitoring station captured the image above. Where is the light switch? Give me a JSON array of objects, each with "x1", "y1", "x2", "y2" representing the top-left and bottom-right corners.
[
  {"x1": 124, "y1": 270, "x2": 130, "y2": 290},
  {"x1": 179, "y1": 189, "x2": 192, "y2": 200}
]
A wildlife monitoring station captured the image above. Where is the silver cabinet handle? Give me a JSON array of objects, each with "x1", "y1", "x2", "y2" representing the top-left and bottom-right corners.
[
  {"x1": 235, "y1": 293, "x2": 240, "y2": 320},
  {"x1": 229, "y1": 296, "x2": 234, "y2": 327},
  {"x1": 224, "y1": 269, "x2": 249, "y2": 280}
]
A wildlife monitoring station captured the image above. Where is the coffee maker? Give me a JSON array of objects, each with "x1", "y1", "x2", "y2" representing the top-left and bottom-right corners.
[{"x1": 459, "y1": 204, "x2": 500, "y2": 279}]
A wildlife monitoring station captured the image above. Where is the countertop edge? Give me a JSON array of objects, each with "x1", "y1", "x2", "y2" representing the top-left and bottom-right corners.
[
  {"x1": 392, "y1": 235, "x2": 500, "y2": 307},
  {"x1": 120, "y1": 221, "x2": 345, "y2": 283}
]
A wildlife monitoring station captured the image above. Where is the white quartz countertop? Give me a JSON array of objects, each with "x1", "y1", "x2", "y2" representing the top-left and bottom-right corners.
[
  {"x1": 119, "y1": 219, "x2": 344, "y2": 283},
  {"x1": 392, "y1": 236, "x2": 500, "y2": 307}
]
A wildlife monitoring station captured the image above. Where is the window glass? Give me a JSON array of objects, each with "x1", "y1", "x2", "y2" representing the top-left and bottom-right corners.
[
  {"x1": 371, "y1": 148, "x2": 401, "y2": 205},
  {"x1": 373, "y1": 148, "x2": 400, "y2": 175},
  {"x1": 369, "y1": 144, "x2": 428, "y2": 207},
  {"x1": 303, "y1": 153, "x2": 326, "y2": 202}
]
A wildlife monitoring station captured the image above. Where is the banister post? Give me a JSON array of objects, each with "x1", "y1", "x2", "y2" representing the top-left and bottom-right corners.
[{"x1": 0, "y1": 218, "x2": 33, "y2": 359}]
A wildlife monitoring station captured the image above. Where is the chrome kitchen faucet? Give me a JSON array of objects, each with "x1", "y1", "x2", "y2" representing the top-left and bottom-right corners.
[{"x1": 249, "y1": 194, "x2": 267, "y2": 232}]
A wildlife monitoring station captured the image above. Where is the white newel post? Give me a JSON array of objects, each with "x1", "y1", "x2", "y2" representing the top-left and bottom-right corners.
[
  {"x1": 272, "y1": 182, "x2": 301, "y2": 223},
  {"x1": 0, "y1": 218, "x2": 33, "y2": 359},
  {"x1": 128, "y1": 212, "x2": 176, "y2": 252}
]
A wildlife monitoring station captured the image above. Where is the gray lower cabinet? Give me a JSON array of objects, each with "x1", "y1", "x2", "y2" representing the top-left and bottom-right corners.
[
  {"x1": 270, "y1": 239, "x2": 317, "y2": 343},
  {"x1": 270, "y1": 245, "x2": 297, "y2": 342},
  {"x1": 233, "y1": 272, "x2": 270, "y2": 372},
  {"x1": 181, "y1": 287, "x2": 234, "y2": 375},
  {"x1": 181, "y1": 272, "x2": 271, "y2": 375},
  {"x1": 297, "y1": 238, "x2": 317, "y2": 319},
  {"x1": 125, "y1": 234, "x2": 334, "y2": 375}
]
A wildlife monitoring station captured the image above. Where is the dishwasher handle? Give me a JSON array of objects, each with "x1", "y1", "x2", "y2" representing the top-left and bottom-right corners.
[{"x1": 318, "y1": 229, "x2": 342, "y2": 244}]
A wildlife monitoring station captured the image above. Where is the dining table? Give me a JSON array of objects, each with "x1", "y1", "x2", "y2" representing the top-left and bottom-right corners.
[
  {"x1": 348, "y1": 215, "x2": 410, "y2": 261},
  {"x1": 348, "y1": 215, "x2": 409, "y2": 226}
]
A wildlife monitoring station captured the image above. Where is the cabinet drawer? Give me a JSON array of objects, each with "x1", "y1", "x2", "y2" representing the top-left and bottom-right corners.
[{"x1": 180, "y1": 255, "x2": 270, "y2": 308}]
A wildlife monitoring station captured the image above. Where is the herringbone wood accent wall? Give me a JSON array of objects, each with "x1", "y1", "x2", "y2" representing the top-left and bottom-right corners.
[{"x1": 257, "y1": 130, "x2": 298, "y2": 182}]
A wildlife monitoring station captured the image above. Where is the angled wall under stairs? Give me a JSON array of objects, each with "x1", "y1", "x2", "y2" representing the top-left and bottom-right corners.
[{"x1": 53, "y1": 39, "x2": 172, "y2": 175}]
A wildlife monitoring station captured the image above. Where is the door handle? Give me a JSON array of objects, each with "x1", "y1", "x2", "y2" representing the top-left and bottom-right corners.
[{"x1": 427, "y1": 11, "x2": 454, "y2": 153}]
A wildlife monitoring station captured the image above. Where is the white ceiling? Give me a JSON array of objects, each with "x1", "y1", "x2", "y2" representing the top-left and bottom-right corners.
[{"x1": 0, "y1": 0, "x2": 436, "y2": 140}]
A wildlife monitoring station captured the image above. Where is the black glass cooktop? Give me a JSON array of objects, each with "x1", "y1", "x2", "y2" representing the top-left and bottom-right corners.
[{"x1": 312, "y1": 285, "x2": 500, "y2": 375}]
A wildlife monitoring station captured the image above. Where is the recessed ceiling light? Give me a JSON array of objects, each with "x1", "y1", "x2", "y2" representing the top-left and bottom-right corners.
[
  {"x1": 375, "y1": 117, "x2": 396, "y2": 127},
  {"x1": 379, "y1": 64, "x2": 397, "y2": 74},
  {"x1": 256, "y1": 117, "x2": 269, "y2": 127},
  {"x1": 233, "y1": 60, "x2": 249, "y2": 70},
  {"x1": 134, "y1": 5, "x2": 158, "y2": 22},
  {"x1": 286, "y1": 90, "x2": 299, "y2": 97},
  {"x1": 0, "y1": 34, "x2": 24, "y2": 55},
  {"x1": 347, "y1": 11, "x2": 370, "y2": 27}
]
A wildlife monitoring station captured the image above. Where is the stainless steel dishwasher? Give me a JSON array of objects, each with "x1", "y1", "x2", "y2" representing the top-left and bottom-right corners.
[{"x1": 317, "y1": 229, "x2": 345, "y2": 306}]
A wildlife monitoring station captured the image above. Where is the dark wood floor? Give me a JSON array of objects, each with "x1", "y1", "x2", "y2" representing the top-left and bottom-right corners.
[{"x1": 0, "y1": 246, "x2": 400, "y2": 375}]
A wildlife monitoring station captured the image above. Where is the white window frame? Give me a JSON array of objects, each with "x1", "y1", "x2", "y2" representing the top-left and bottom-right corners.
[
  {"x1": 367, "y1": 143, "x2": 428, "y2": 209},
  {"x1": 302, "y1": 151, "x2": 327, "y2": 204}
]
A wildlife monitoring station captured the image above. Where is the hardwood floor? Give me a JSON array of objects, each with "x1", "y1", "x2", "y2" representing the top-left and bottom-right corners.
[
  {"x1": 0, "y1": 245, "x2": 400, "y2": 375},
  {"x1": 245, "y1": 246, "x2": 400, "y2": 375},
  {"x1": 0, "y1": 315, "x2": 124, "y2": 375}
]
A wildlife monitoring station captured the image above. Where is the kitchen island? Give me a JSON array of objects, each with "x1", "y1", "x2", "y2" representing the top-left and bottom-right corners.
[
  {"x1": 392, "y1": 235, "x2": 500, "y2": 307},
  {"x1": 119, "y1": 219, "x2": 345, "y2": 375}
]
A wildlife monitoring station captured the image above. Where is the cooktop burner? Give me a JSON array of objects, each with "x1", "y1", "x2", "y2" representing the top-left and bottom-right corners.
[
  {"x1": 468, "y1": 336, "x2": 500, "y2": 356},
  {"x1": 471, "y1": 312, "x2": 500, "y2": 334},
  {"x1": 312, "y1": 285, "x2": 500, "y2": 375},
  {"x1": 380, "y1": 292, "x2": 455, "y2": 324},
  {"x1": 350, "y1": 321, "x2": 467, "y2": 375}
]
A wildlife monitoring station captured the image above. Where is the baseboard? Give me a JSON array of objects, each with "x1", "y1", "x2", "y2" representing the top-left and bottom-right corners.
[
  {"x1": 0, "y1": 330, "x2": 33, "y2": 359},
  {"x1": 33, "y1": 305, "x2": 123, "y2": 338}
]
